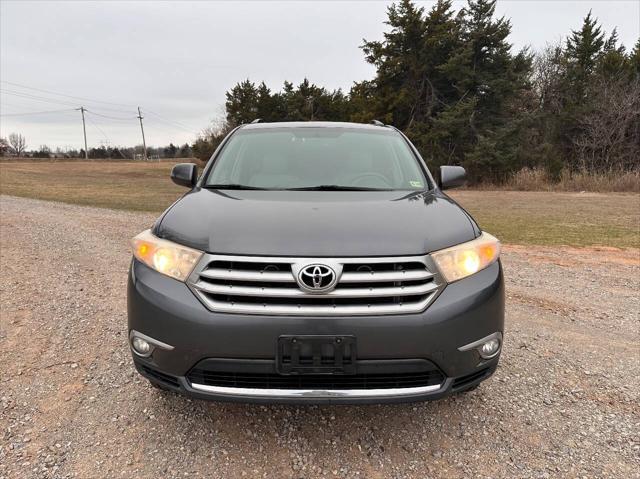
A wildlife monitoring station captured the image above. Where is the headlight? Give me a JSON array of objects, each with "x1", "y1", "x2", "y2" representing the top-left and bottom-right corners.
[
  {"x1": 431, "y1": 232, "x2": 501, "y2": 283},
  {"x1": 131, "y1": 229, "x2": 203, "y2": 281}
]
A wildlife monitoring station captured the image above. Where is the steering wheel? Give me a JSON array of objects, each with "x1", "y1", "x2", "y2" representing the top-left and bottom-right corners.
[{"x1": 349, "y1": 172, "x2": 392, "y2": 188}]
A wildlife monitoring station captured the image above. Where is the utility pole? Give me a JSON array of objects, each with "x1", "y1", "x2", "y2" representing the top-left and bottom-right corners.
[
  {"x1": 137, "y1": 106, "x2": 148, "y2": 161},
  {"x1": 78, "y1": 106, "x2": 88, "y2": 159}
]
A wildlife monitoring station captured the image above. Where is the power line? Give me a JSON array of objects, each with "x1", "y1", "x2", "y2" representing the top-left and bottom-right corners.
[
  {"x1": 1, "y1": 89, "x2": 80, "y2": 107},
  {"x1": 1, "y1": 92, "x2": 136, "y2": 120},
  {"x1": 1, "y1": 82, "x2": 200, "y2": 149},
  {"x1": 1, "y1": 80, "x2": 137, "y2": 109},
  {"x1": 85, "y1": 115, "x2": 110, "y2": 143},
  {"x1": 84, "y1": 109, "x2": 136, "y2": 121},
  {"x1": 144, "y1": 109, "x2": 199, "y2": 134},
  {"x1": 0, "y1": 108, "x2": 77, "y2": 117},
  {"x1": 0, "y1": 100, "x2": 75, "y2": 112},
  {"x1": 145, "y1": 116, "x2": 195, "y2": 135},
  {"x1": 144, "y1": 112, "x2": 199, "y2": 135},
  {"x1": 2, "y1": 84, "x2": 200, "y2": 136},
  {"x1": 1, "y1": 88, "x2": 137, "y2": 114}
]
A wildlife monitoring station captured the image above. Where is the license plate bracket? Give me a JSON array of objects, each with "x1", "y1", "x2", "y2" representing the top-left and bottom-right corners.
[{"x1": 277, "y1": 335, "x2": 356, "y2": 375}]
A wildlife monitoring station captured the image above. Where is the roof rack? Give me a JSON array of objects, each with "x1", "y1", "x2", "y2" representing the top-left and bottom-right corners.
[
  {"x1": 370, "y1": 120, "x2": 385, "y2": 126},
  {"x1": 250, "y1": 118, "x2": 262, "y2": 124}
]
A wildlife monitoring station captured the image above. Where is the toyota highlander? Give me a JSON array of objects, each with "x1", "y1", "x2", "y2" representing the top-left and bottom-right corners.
[{"x1": 127, "y1": 121, "x2": 504, "y2": 404}]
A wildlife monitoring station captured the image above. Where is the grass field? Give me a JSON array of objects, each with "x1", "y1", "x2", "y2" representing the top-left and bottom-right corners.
[
  {"x1": 451, "y1": 190, "x2": 639, "y2": 248},
  {"x1": 0, "y1": 161, "x2": 186, "y2": 212},
  {"x1": 1, "y1": 160, "x2": 638, "y2": 248}
]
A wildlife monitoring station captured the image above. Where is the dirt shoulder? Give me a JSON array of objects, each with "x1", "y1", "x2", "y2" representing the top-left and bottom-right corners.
[{"x1": 1, "y1": 195, "x2": 638, "y2": 479}]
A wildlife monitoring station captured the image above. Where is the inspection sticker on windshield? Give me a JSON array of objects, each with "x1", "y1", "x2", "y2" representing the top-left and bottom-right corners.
[{"x1": 409, "y1": 180, "x2": 423, "y2": 188}]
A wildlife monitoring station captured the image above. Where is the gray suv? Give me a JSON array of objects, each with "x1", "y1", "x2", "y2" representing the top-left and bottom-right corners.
[{"x1": 127, "y1": 121, "x2": 504, "y2": 404}]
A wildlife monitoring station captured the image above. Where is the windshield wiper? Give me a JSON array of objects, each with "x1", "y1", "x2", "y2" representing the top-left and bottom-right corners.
[
  {"x1": 204, "y1": 184, "x2": 269, "y2": 190},
  {"x1": 284, "y1": 185, "x2": 392, "y2": 191}
]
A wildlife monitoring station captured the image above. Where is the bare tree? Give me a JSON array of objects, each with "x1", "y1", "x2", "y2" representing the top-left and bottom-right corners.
[
  {"x1": 532, "y1": 43, "x2": 565, "y2": 113},
  {"x1": 8, "y1": 133, "x2": 27, "y2": 157},
  {"x1": 573, "y1": 77, "x2": 640, "y2": 171}
]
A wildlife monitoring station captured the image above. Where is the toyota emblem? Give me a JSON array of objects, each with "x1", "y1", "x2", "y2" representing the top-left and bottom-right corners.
[{"x1": 297, "y1": 264, "x2": 337, "y2": 293}]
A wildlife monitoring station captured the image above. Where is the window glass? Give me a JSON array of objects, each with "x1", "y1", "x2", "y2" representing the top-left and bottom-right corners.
[{"x1": 206, "y1": 127, "x2": 429, "y2": 190}]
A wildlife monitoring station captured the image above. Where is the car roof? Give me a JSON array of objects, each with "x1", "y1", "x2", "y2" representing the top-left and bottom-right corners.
[{"x1": 241, "y1": 121, "x2": 391, "y2": 131}]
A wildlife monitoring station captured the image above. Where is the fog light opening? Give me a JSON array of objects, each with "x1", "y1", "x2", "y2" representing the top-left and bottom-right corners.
[
  {"x1": 132, "y1": 336, "x2": 153, "y2": 357},
  {"x1": 478, "y1": 338, "x2": 501, "y2": 359}
]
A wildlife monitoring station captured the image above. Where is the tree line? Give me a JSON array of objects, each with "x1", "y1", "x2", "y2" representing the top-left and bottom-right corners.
[
  {"x1": 0, "y1": 133, "x2": 193, "y2": 160},
  {"x1": 194, "y1": 0, "x2": 640, "y2": 183}
]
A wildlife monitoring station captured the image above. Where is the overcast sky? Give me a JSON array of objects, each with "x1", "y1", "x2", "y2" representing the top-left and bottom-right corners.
[{"x1": 1, "y1": 0, "x2": 638, "y2": 150}]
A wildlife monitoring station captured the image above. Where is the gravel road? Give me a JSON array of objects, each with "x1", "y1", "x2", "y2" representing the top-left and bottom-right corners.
[{"x1": 1, "y1": 195, "x2": 638, "y2": 479}]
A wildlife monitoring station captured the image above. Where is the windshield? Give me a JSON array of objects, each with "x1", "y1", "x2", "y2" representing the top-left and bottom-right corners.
[{"x1": 204, "y1": 127, "x2": 429, "y2": 191}]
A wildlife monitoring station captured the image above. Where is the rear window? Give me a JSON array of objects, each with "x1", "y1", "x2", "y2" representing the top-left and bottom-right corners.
[{"x1": 205, "y1": 127, "x2": 429, "y2": 190}]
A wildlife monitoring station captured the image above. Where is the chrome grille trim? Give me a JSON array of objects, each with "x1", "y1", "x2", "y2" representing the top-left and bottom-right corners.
[
  {"x1": 340, "y1": 270, "x2": 433, "y2": 283},
  {"x1": 191, "y1": 296, "x2": 435, "y2": 316},
  {"x1": 192, "y1": 281, "x2": 439, "y2": 298},
  {"x1": 188, "y1": 254, "x2": 443, "y2": 316},
  {"x1": 199, "y1": 268, "x2": 293, "y2": 282},
  {"x1": 190, "y1": 382, "x2": 443, "y2": 398}
]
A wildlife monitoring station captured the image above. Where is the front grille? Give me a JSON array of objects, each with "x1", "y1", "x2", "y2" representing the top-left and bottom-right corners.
[
  {"x1": 188, "y1": 368, "x2": 445, "y2": 390},
  {"x1": 188, "y1": 254, "x2": 442, "y2": 316}
]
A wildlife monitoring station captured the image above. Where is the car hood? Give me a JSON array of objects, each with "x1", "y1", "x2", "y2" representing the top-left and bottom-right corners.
[{"x1": 154, "y1": 188, "x2": 479, "y2": 257}]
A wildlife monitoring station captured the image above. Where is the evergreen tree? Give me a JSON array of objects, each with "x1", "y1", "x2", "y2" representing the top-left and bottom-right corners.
[
  {"x1": 359, "y1": 0, "x2": 532, "y2": 180},
  {"x1": 564, "y1": 11, "x2": 605, "y2": 100},
  {"x1": 225, "y1": 80, "x2": 259, "y2": 126},
  {"x1": 253, "y1": 82, "x2": 275, "y2": 121},
  {"x1": 627, "y1": 38, "x2": 640, "y2": 76},
  {"x1": 597, "y1": 30, "x2": 629, "y2": 77},
  {"x1": 359, "y1": 0, "x2": 430, "y2": 127},
  {"x1": 164, "y1": 143, "x2": 178, "y2": 158},
  {"x1": 179, "y1": 143, "x2": 192, "y2": 158}
]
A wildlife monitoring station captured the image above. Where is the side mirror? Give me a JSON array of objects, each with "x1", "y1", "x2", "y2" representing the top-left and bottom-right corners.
[
  {"x1": 439, "y1": 165, "x2": 466, "y2": 190},
  {"x1": 171, "y1": 163, "x2": 197, "y2": 188}
]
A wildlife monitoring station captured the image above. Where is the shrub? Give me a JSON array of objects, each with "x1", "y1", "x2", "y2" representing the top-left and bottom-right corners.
[{"x1": 471, "y1": 167, "x2": 640, "y2": 192}]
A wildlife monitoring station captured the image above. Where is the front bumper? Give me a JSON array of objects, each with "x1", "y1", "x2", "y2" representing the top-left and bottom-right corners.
[{"x1": 127, "y1": 258, "x2": 504, "y2": 404}]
